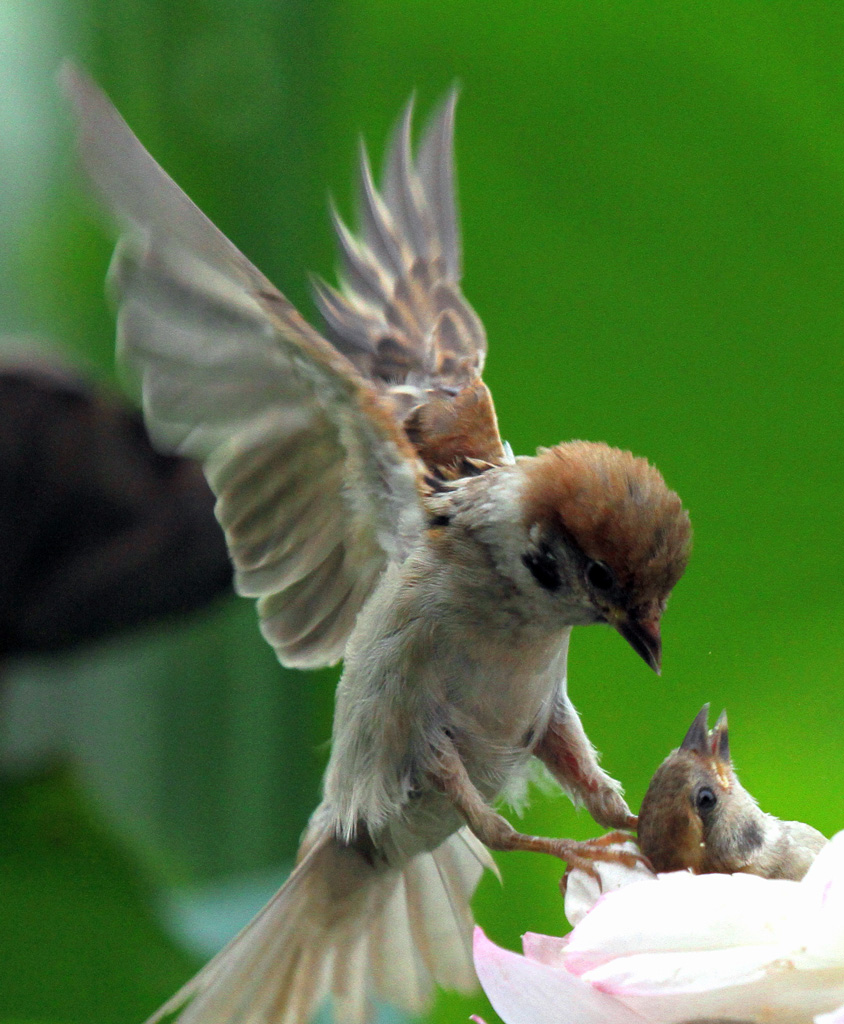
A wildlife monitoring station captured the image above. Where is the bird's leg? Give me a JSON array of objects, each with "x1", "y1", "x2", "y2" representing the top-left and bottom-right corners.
[
  {"x1": 429, "y1": 735, "x2": 641, "y2": 876},
  {"x1": 535, "y1": 693, "x2": 637, "y2": 831}
]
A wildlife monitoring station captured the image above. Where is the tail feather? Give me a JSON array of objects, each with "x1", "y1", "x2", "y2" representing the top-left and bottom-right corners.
[
  {"x1": 269, "y1": 942, "x2": 325, "y2": 1024},
  {"x1": 174, "y1": 865, "x2": 317, "y2": 1024},
  {"x1": 429, "y1": 844, "x2": 482, "y2": 989},
  {"x1": 369, "y1": 873, "x2": 428, "y2": 1009},
  {"x1": 405, "y1": 848, "x2": 470, "y2": 991},
  {"x1": 331, "y1": 933, "x2": 370, "y2": 1024},
  {"x1": 403, "y1": 854, "x2": 448, "y2": 987},
  {"x1": 145, "y1": 826, "x2": 491, "y2": 1024}
]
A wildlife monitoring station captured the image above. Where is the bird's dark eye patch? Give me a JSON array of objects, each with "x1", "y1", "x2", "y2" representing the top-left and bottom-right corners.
[
  {"x1": 522, "y1": 545, "x2": 561, "y2": 591},
  {"x1": 695, "y1": 785, "x2": 717, "y2": 816},
  {"x1": 585, "y1": 560, "x2": 615, "y2": 591}
]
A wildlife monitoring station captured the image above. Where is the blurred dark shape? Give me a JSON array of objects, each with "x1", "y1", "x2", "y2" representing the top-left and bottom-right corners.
[{"x1": 0, "y1": 342, "x2": 232, "y2": 657}]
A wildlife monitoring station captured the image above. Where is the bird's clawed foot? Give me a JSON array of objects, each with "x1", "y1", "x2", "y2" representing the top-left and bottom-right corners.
[
  {"x1": 575, "y1": 828, "x2": 643, "y2": 860},
  {"x1": 432, "y1": 734, "x2": 649, "y2": 878},
  {"x1": 554, "y1": 830, "x2": 652, "y2": 885}
]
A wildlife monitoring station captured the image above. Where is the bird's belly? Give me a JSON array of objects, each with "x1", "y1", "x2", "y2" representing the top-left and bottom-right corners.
[
  {"x1": 441, "y1": 630, "x2": 568, "y2": 746},
  {"x1": 326, "y1": 584, "x2": 568, "y2": 846},
  {"x1": 427, "y1": 630, "x2": 569, "y2": 799},
  {"x1": 379, "y1": 641, "x2": 564, "y2": 860}
]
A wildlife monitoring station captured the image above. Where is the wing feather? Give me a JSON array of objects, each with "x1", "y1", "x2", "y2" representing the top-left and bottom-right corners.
[
  {"x1": 310, "y1": 87, "x2": 506, "y2": 474},
  {"x1": 314, "y1": 88, "x2": 490, "y2": 392},
  {"x1": 382, "y1": 96, "x2": 431, "y2": 261},
  {"x1": 357, "y1": 142, "x2": 409, "y2": 279},
  {"x1": 417, "y1": 89, "x2": 461, "y2": 280},
  {"x1": 62, "y1": 63, "x2": 423, "y2": 668}
]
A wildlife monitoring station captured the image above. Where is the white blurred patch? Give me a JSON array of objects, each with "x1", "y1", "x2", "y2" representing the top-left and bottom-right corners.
[{"x1": 564, "y1": 836, "x2": 656, "y2": 927}]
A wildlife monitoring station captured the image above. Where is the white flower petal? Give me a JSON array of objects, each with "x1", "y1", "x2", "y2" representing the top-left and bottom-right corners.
[
  {"x1": 801, "y1": 832, "x2": 844, "y2": 898},
  {"x1": 799, "y1": 833, "x2": 844, "y2": 969},
  {"x1": 472, "y1": 927, "x2": 648, "y2": 1024},
  {"x1": 565, "y1": 872, "x2": 806, "y2": 974},
  {"x1": 815, "y1": 1002, "x2": 844, "y2": 1024},
  {"x1": 612, "y1": 969, "x2": 844, "y2": 1024},
  {"x1": 565, "y1": 840, "x2": 656, "y2": 926},
  {"x1": 476, "y1": 831, "x2": 844, "y2": 1024},
  {"x1": 797, "y1": 910, "x2": 844, "y2": 971}
]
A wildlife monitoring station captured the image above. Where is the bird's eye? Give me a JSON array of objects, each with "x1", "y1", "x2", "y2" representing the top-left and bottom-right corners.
[
  {"x1": 585, "y1": 560, "x2": 615, "y2": 591},
  {"x1": 695, "y1": 786, "x2": 717, "y2": 815}
]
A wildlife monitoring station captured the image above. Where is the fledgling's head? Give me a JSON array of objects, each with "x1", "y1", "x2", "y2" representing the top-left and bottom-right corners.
[
  {"x1": 517, "y1": 441, "x2": 691, "y2": 672},
  {"x1": 638, "y1": 704, "x2": 766, "y2": 874}
]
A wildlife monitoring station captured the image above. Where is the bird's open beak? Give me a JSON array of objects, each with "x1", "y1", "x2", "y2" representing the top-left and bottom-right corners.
[{"x1": 615, "y1": 614, "x2": 662, "y2": 674}]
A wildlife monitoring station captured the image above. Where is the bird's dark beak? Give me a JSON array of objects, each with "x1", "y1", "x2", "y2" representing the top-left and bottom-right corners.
[
  {"x1": 680, "y1": 703, "x2": 710, "y2": 753},
  {"x1": 616, "y1": 614, "x2": 662, "y2": 674}
]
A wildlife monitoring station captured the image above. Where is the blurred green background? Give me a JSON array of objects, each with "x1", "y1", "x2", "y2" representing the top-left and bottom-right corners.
[{"x1": 2, "y1": 1, "x2": 844, "y2": 1023}]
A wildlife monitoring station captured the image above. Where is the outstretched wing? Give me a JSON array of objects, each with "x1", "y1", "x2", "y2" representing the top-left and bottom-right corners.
[
  {"x1": 314, "y1": 93, "x2": 508, "y2": 477},
  {"x1": 62, "y1": 64, "x2": 424, "y2": 669}
]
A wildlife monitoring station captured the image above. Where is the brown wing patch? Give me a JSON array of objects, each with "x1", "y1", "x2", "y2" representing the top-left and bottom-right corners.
[
  {"x1": 404, "y1": 378, "x2": 506, "y2": 479},
  {"x1": 521, "y1": 441, "x2": 691, "y2": 604}
]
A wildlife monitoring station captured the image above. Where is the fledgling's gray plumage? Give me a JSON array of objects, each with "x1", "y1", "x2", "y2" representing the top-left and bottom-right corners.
[
  {"x1": 638, "y1": 705, "x2": 827, "y2": 881},
  {"x1": 63, "y1": 64, "x2": 691, "y2": 1024}
]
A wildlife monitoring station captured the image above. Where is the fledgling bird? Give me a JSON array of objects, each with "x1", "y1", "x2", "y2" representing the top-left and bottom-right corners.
[
  {"x1": 62, "y1": 65, "x2": 692, "y2": 1024},
  {"x1": 638, "y1": 704, "x2": 827, "y2": 880}
]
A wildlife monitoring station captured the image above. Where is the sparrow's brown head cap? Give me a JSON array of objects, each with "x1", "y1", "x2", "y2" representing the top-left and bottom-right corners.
[{"x1": 521, "y1": 440, "x2": 691, "y2": 606}]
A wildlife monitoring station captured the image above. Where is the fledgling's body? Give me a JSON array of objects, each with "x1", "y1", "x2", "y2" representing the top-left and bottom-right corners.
[
  {"x1": 638, "y1": 705, "x2": 827, "y2": 881},
  {"x1": 63, "y1": 66, "x2": 691, "y2": 1024}
]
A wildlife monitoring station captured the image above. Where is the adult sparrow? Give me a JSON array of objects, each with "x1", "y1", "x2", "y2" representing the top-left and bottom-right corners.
[{"x1": 63, "y1": 66, "x2": 691, "y2": 1024}]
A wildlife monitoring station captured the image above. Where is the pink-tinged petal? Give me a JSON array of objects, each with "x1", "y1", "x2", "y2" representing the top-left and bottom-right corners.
[
  {"x1": 469, "y1": 1016, "x2": 488, "y2": 1023},
  {"x1": 522, "y1": 931, "x2": 569, "y2": 966},
  {"x1": 816, "y1": 1002, "x2": 844, "y2": 1024},
  {"x1": 472, "y1": 927, "x2": 648, "y2": 1024},
  {"x1": 583, "y1": 944, "x2": 777, "y2": 995},
  {"x1": 565, "y1": 841, "x2": 656, "y2": 926},
  {"x1": 799, "y1": 833, "x2": 844, "y2": 969},
  {"x1": 612, "y1": 968, "x2": 844, "y2": 1024},
  {"x1": 801, "y1": 832, "x2": 844, "y2": 899},
  {"x1": 565, "y1": 871, "x2": 805, "y2": 973}
]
